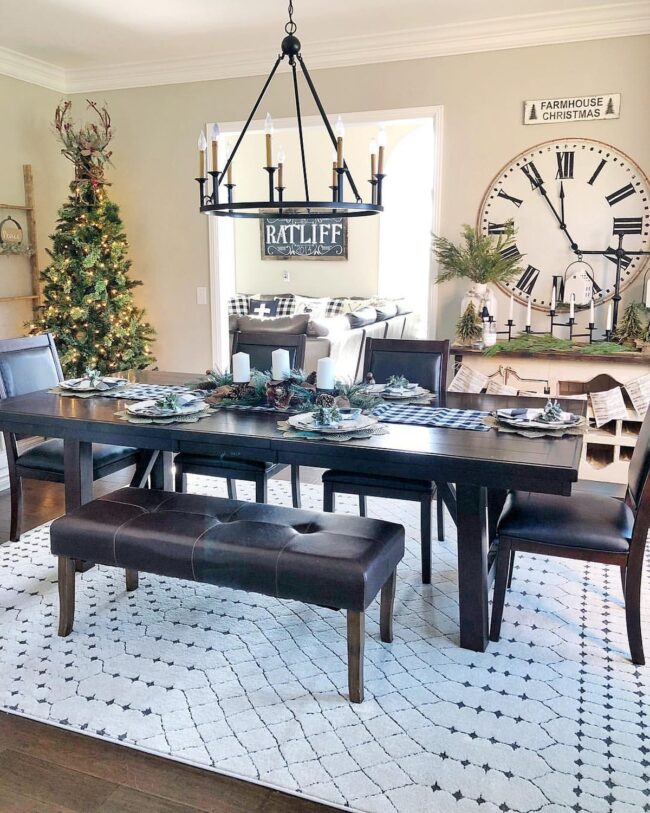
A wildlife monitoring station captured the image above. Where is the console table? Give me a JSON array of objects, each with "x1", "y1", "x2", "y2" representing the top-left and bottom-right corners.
[{"x1": 451, "y1": 346, "x2": 650, "y2": 485}]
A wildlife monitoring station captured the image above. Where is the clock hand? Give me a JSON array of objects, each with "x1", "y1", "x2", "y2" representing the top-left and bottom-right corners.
[
  {"x1": 533, "y1": 180, "x2": 580, "y2": 255},
  {"x1": 559, "y1": 182, "x2": 565, "y2": 228}
]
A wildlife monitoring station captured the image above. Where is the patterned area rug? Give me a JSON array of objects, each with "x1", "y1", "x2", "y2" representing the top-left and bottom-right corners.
[{"x1": 0, "y1": 478, "x2": 649, "y2": 813}]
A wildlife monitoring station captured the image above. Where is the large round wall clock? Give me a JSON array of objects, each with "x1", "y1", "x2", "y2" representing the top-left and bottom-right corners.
[{"x1": 478, "y1": 138, "x2": 650, "y2": 310}]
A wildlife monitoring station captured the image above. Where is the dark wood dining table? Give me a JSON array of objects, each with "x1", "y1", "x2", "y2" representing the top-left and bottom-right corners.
[{"x1": 0, "y1": 371, "x2": 585, "y2": 653}]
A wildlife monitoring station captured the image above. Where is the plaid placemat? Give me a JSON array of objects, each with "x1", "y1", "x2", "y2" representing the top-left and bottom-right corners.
[
  {"x1": 372, "y1": 403, "x2": 491, "y2": 431},
  {"x1": 103, "y1": 384, "x2": 192, "y2": 401},
  {"x1": 217, "y1": 403, "x2": 302, "y2": 414}
]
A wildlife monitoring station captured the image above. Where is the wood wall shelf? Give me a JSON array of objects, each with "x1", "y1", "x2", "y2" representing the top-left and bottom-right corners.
[{"x1": 0, "y1": 165, "x2": 41, "y2": 317}]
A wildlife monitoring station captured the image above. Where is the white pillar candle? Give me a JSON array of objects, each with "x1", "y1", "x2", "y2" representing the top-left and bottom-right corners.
[
  {"x1": 550, "y1": 285, "x2": 556, "y2": 312},
  {"x1": 271, "y1": 348, "x2": 290, "y2": 381},
  {"x1": 508, "y1": 295, "x2": 514, "y2": 321},
  {"x1": 589, "y1": 299, "x2": 595, "y2": 325},
  {"x1": 606, "y1": 302, "x2": 613, "y2": 332},
  {"x1": 569, "y1": 294, "x2": 575, "y2": 320},
  {"x1": 232, "y1": 352, "x2": 250, "y2": 383},
  {"x1": 526, "y1": 296, "x2": 532, "y2": 327},
  {"x1": 317, "y1": 357, "x2": 335, "y2": 391}
]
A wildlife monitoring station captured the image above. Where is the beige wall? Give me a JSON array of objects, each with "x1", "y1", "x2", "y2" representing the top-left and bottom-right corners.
[
  {"x1": 3, "y1": 35, "x2": 648, "y2": 371},
  {"x1": 0, "y1": 74, "x2": 68, "y2": 338}
]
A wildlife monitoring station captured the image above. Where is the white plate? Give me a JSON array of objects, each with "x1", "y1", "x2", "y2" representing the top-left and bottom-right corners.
[
  {"x1": 497, "y1": 412, "x2": 584, "y2": 430},
  {"x1": 381, "y1": 387, "x2": 429, "y2": 400},
  {"x1": 60, "y1": 377, "x2": 127, "y2": 392},
  {"x1": 288, "y1": 413, "x2": 378, "y2": 434},
  {"x1": 126, "y1": 399, "x2": 207, "y2": 418}
]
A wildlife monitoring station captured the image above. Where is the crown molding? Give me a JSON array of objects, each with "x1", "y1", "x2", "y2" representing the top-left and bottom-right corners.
[
  {"x1": 0, "y1": 45, "x2": 66, "y2": 92},
  {"x1": 2, "y1": 2, "x2": 649, "y2": 93}
]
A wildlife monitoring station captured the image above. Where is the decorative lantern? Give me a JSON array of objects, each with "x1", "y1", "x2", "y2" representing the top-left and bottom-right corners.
[{"x1": 0, "y1": 216, "x2": 24, "y2": 247}]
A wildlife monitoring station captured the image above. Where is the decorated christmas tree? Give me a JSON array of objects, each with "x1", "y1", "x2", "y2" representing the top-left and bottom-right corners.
[{"x1": 29, "y1": 100, "x2": 155, "y2": 376}]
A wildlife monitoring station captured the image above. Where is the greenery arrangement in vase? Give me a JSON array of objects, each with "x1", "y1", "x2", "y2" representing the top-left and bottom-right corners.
[{"x1": 433, "y1": 222, "x2": 522, "y2": 321}]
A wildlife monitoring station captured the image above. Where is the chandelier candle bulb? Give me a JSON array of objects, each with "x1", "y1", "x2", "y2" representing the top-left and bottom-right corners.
[
  {"x1": 645, "y1": 279, "x2": 650, "y2": 309},
  {"x1": 210, "y1": 123, "x2": 220, "y2": 172},
  {"x1": 316, "y1": 357, "x2": 335, "y2": 391},
  {"x1": 232, "y1": 352, "x2": 251, "y2": 384},
  {"x1": 377, "y1": 127, "x2": 388, "y2": 174},
  {"x1": 550, "y1": 285, "x2": 556, "y2": 312},
  {"x1": 277, "y1": 148, "x2": 286, "y2": 188},
  {"x1": 607, "y1": 302, "x2": 613, "y2": 331},
  {"x1": 264, "y1": 113, "x2": 274, "y2": 166},
  {"x1": 271, "y1": 348, "x2": 291, "y2": 381},
  {"x1": 335, "y1": 116, "x2": 345, "y2": 169},
  {"x1": 526, "y1": 296, "x2": 532, "y2": 327},
  {"x1": 569, "y1": 294, "x2": 575, "y2": 320},
  {"x1": 509, "y1": 295, "x2": 514, "y2": 321},
  {"x1": 197, "y1": 131, "x2": 207, "y2": 177},
  {"x1": 369, "y1": 138, "x2": 378, "y2": 177},
  {"x1": 589, "y1": 299, "x2": 595, "y2": 325}
]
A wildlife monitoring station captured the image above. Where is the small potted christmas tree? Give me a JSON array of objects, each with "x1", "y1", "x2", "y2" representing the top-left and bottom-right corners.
[
  {"x1": 456, "y1": 301, "x2": 484, "y2": 346},
  {"x1": 614, "y1": 302, "x2": 645, "y2": 348}
]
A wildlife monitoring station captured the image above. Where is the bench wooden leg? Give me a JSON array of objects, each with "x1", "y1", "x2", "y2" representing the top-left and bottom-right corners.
[
  {"x1": 347, "y1": 610, "x2": 365, "y2": 703},
  {"x1": 290, "y1": 464, "x2": 301, "y2": 509},
  {"x1": 125, "y1": 569, "x2": 139, "y2": 592},
  {"x1": 174, "y1": 461, "x2": 185, "y2": 493},
  {"x1": 323, "y1": 483, "x2": 335, "y2": 512},
  {"x1": 9, "y1": 471, "x2": 22, "y2": 542},
  {"x1": 226, "y1": 479, "x2": 238, "y2": 500},
  {"x1": 420, "y1": 496, "x2": 432, "y2": 584},
  {"x1": 58, "y1": 556, "x2": 76, "y2": 637},
  {"x1": 380, "y1": 570, "x2": 396, "y2": 643},
  {"x1": 358, "y1": 495, "x2": 367, "y2": 517}
]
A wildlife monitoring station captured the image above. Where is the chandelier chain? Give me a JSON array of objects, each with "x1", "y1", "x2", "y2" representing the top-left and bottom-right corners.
[{"x1": 285, "y1": 0, "x2": 297, "y2": 35}]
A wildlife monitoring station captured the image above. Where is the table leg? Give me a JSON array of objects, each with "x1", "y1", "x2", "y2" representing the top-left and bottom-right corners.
[
  {"x1": 64, "y1": 439, "x2": 93, "y2": 511},
  {"x1": 455, "y1": 483, "x2": 489, "y2": 652},
  {"x1": 487, "y1": 489, "x2": 507, "y2": 545},
  {"x1": 63, "y1": 439, "x2": 94, "y2": 573},
  {"x1": 150, "y1": 451, "x2": 174, "y2": 491}
]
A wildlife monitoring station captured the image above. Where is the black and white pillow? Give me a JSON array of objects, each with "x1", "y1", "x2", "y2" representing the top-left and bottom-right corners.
[
  {"x1": 275, "y1": 295, "x2": 296, "y2": 317},
  {"x1": 248, "y1": 298, "x2": 279, "y2": 318},
  {"x1": 228, "y1": 294, "x2": 249, "y2": 316},
  {"x1": 325, "y1": 298, "x2": 347, "y2": 318}
]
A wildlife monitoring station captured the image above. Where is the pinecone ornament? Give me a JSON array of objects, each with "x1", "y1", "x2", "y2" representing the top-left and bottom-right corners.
[{"x1": 315, "y1": 393, "x2": 336, "y2": 408}]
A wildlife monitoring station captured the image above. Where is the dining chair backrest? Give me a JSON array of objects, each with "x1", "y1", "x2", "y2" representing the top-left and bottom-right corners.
[
  {"x1": 232, "y1": 331, "x2": 306, "y2": 374},
  {"x1": 362, "y1": 338, "x2": 450, "y2": 397},
  {"x1": 627, "y1": 406, "x2": 650, "y2": 532},
  {"x1": 0, "y1": 334, "x2": 63, "y2": 399}
]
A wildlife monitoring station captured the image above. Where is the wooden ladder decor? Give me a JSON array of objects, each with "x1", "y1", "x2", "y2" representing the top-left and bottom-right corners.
[{"x1": 0, "y1": 164, "x2": 41, "y2": 313}]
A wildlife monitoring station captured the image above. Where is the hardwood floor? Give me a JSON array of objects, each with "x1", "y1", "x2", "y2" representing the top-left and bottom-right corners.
[{"x1": 0, "y1": 468, "x2": 337, "y2": 813}]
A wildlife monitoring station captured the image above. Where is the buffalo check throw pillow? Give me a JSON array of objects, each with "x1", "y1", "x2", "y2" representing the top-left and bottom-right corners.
[
  {"x1": 625, "y1": 372, "x2": 650, "y2": 419},
  {"x1": 325, "y1": 298, "x2": 348, "y2": 317},
  {"x1": 448, "y1": 364, "x2": 489, "y2": 394},
  {"x1": 228, "y1": 294, "x2": 249, "y2": 316},
  {"x1": 590, "y1": 386, "x2": 628, "y2": 428},
  {"x1": 274, "y1": 295, "x2": 296, "y2": 317}
]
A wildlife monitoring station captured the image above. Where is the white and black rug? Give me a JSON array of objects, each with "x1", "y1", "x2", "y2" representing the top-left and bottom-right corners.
[{"x1": 0, "y1": 478, "x2": 649, "y2": 813}]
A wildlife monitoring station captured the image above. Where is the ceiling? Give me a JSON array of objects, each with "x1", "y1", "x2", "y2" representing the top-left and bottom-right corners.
[{"x1": 1, "y1": 0, "x2": 648, "y2": 92}]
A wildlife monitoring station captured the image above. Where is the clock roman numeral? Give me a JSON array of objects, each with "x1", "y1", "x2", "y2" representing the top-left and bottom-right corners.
[
  {"x1": 515, "y1": 265, "x2": 540, "y2": 295},
  {"x1": 500, "y1": 244, "x2": 521, "y2": 261},
  {"x1": 487, "y1": 222, "x2": 508, "y2": 234},
  {"x1": 521, "y1": 161, "x2": 543, "y2": 189},
  {"x1": 555, "y1": 151, "x2": 575, "y2": 180},
  {"x1": 606, "y1": 183, "x2": 636, "y2": 206},
  {"x1": 587, "y1": 158, "x2": 607, "y2": 186},
  {"x1": 613, "y1": 216, "x2": 643, "y2": 235},
  {"x1": 497, "y1": 189, "x2": 523, "y2": 207},
  {"x1": 604, "y1": 247, "x2": 632, "y2": 269}
]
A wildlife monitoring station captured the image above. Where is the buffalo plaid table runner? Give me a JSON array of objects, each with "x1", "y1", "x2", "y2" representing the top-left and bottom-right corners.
[
  {"x1": 372, "y1": 403, "x2": 491, "y2": 431},
  {"x1": 103, "y1": 384, "x2": 192, "y2": 401}
]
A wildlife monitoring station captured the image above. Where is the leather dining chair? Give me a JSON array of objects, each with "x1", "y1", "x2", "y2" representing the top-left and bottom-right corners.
[
  {"x1": 322, "y1": 338, "x2": 455, "y2": 584},
  {"x1": 174, "y1": 331, "x2": 304, "y2": 507},
  {"x1": 0, "y1": 334, "x2": 151, "y2": 541},
  {"x1": 490, "y1": 404, "x2": 650, "y2": 665}
]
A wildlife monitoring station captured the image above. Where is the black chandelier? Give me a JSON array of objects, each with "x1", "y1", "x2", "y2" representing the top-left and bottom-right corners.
[{"x1": 196, "y1": 1, "x2": 386, "y2": 219}]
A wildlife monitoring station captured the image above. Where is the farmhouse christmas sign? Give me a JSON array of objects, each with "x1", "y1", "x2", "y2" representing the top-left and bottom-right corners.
[
  {"x1": 261, "y1": 213, "x2": 348, "y2": 260},
  {"x1": 523, "y1": 93, "x2": 620, "y2": 125}
]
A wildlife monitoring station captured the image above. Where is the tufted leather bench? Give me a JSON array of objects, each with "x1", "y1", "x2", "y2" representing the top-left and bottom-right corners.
[{"x1": 50, "y1": 487, "x2": 405, "y2": 702}]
